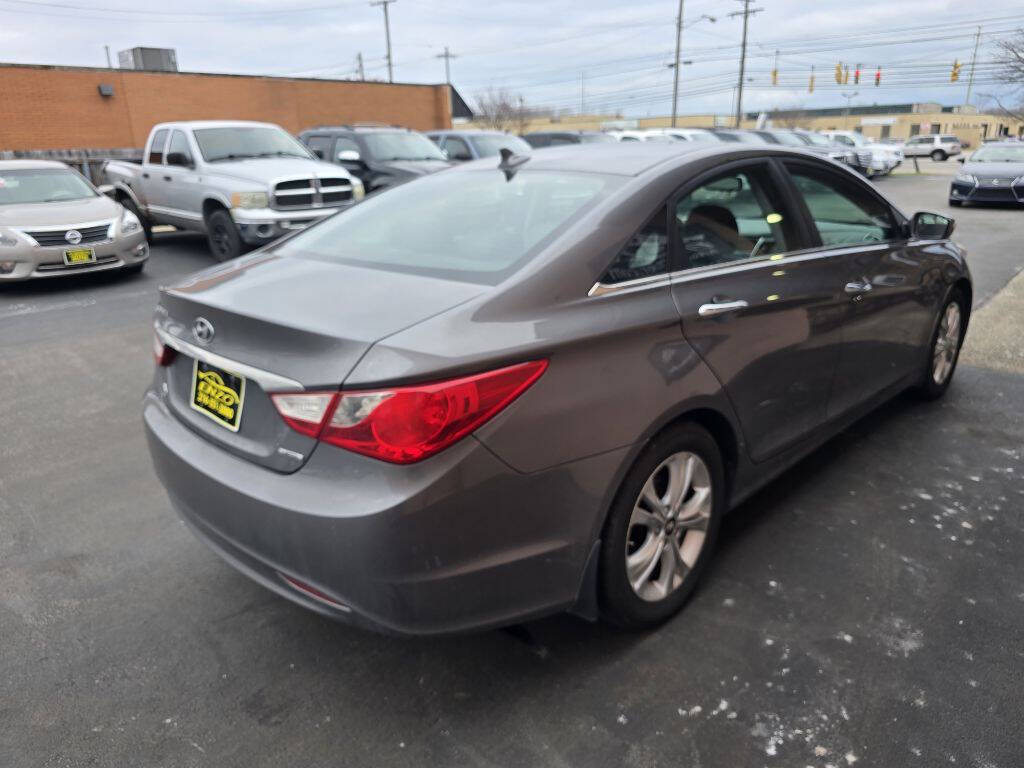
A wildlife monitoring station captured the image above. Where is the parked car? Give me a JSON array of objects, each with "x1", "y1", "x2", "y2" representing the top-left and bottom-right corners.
[
  {"x1": 709, "y1": 129, "x2": 769, "y2": 144},
  {"x1": 791, "y1": 129, "x2": 872, "y2": 176},
  {"x1": 949, "y1": 141, "x2": 1024, "y2": 206},
  {"x1": 754, "y1": 130, "x2": 860, "y2": 169},
  {"x1": 145, "y1": 142, "x2": 970, "y2": 635},
  {"x1": 104, "y1": 121, "x2": 361, "y2": 261},
  {"x1": 901, "y1": 134, "x2": 962, "y2": 161},
  {"x1": 300, "y1": 125, "x2": 452, "y2": 193},
  {"x1": 656, "y1": 128, "x2": 722, "y2": 143},
  {"x1": 521, "y1": 131, "x2": 617, "y2": 148},
  {"x1": 606, "y1": 129, "x2": 673, "y2": 142},
  {"x1": 0, "y1": 159, "x2": 148, "y2": 281},
  {"x1": 425, "y1": 129, "x2": 532, "y2": 161},
  {"x1": 820, "y1": 130, "x2": 902, "y2": 176}
]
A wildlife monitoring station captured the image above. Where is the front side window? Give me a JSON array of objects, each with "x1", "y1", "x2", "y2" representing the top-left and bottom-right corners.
[
  {"x1": 443, "y1": 137, "x2": 472, "y2": 160},
  {"x1": 193, "y1": 127, "x2": 311, "y2": 162},
  {"x1": 166, "y1": 130, "x2": 193, "y2": 166},
  {"x1": 601, "y1": 207, "x2": 668, "y2": 284},
  {"x1": 276, "y1": 169, "x2": 621, "y2": 284},
  {"x1": 0, "y1": 168, "x2": 96, "y2": 205},
  {"x1": 675, "y1": 168, "x2": 789, "y2": 269},
  {"x1": 786, "y1": 164, "x2": 898, "y2": 247},
  {"x1": 148, "y1": 129, "x2": 169, "y2": 164}
]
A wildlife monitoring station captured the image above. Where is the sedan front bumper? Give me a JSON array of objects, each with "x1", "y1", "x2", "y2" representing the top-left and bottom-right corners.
[
  {"x1": 143, "y1": 389, "x2": 623, "y2": 635},
  {"x1": 0, "y1": 228, "x2": 148, "y2": 281},
  {"x1": 950, "y1": 178, "x2": 1024, "y2": 203}
]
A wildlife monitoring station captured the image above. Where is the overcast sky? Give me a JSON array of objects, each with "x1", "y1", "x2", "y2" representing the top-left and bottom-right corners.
[{"x1": 1, "y1": 0, "x2": 1021, "y2": 118}]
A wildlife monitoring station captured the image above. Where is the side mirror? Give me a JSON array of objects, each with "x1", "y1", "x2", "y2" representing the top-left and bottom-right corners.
[
  {"x1": 337, "y1": 149, "x2": 362, "y2": 164},
  {"x1": 97, "y1": 184, "x2": 116, "y2": 199},
  {"x1": 166, "y1": 152, "x2": 193, "y2": 168},
  {"x1": 957, "y1": 156, "x2": 965, "y2": 164},
  {"x1": 911, "y1": 211, "x2": 955, "y2": 240}
]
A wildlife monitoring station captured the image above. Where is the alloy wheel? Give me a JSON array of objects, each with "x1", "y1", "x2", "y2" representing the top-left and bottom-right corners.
[
  {"x1": 625, "y1": 451, "x2": 712, "y2": 602},
  {"x1": 932, "y1": 301, "x2": 962, "y2": 385}
]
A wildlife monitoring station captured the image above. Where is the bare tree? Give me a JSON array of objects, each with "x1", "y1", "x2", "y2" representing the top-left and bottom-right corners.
[
  {"x1": 991, "y1": 30, "x2": 1024, "y2": 120},
  {"x1": 475, "y1": 87, "x2": 530, "y2": 133},
  {"x1": 769, "y1": 106, "x2": 811, "y2": 128}
]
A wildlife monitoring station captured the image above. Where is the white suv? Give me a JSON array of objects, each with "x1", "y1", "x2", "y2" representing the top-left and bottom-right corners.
[{"x1": 900, "y1": 134, "x2": 962, "y2": 161}]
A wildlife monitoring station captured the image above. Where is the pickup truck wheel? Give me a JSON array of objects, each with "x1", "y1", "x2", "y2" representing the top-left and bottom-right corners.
[
  {"x1": 121, "y1": 197, "x2": 151, "y2": 242},
  {"x1": 206, "y1": 209, "x2": 242, "y2": 261}
]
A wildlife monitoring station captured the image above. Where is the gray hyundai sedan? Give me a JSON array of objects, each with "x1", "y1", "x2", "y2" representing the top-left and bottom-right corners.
[{"x1": 145, "y1": 142, "x2": 971, "y2": 634}]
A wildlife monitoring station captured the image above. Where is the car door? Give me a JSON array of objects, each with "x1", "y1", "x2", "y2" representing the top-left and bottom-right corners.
[
  {"x1": 161, "y1": 129, "x2": 204, "y2": 230},
  {"x1": 904, "y1": 136, "x2": 929, "y2": 157},
  {"x1": 780, "y1": 160, "x2": 933, "y2": 418},
  {"x1": 668, "y1": 159, "x2": 846, "y2": 462},
  {"x1": 141, "y1": 128, "x2": 170, "y2": 213}
]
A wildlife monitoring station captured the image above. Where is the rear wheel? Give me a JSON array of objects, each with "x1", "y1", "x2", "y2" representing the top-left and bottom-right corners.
[
  {"x1": 205, "y1": 208, "x2": 242, "y2": 261},
  {"x1": 599, "y1": 423, "x2": 725, "y2": 629},
  {"x1": 915, "y1": 289, "x2": 966, "y2": 400},
  {"x1": 931, "y1": 149, "x2": 947, "y2": 161}
]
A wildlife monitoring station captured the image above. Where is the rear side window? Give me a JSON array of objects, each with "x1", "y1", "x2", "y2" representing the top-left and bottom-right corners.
[
  {"x1": 148, "y1": 129, "x2": 169, "y2": 164},
  {"x1": 305, "y1": 135, "x2": 333, "y2": 159},
  {"x1": 941, "y1": 136, "x2": 960, "y2": 144},
  {"x1": 676, "y1": 168, "x2": 790, "y2": 269},
  {"x1": 786, "y1": 164, "x2": 898, "y2": 247},
  {"x1": 601, "y1": 207, "x2": 668, "y2": 284},
  {"x1": 276, "y1": 169, "x2": 621, "y2": 284}
]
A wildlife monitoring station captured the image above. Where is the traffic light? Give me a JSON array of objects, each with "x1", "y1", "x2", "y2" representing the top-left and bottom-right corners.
[
  {"x1": 835, "y1": 62, "x2": 843, "y2": 84},
  {"x1": 854, "y1": 65, "x2": 861, "y2": 84},
  {"x1": 875, "y1": 66, "x2": 881, "y2": 86},
  {"x1": 771, "y1": 68, "x2": 778, "y2": 86},
  {"x1": 809, "y1": 66, "x2": 815, "y2": 93},
  {"x1": 951, "y1": 60, "x2": 961, "y2": 82},
  {"x1": 844, "y1": 65, "x2": 850, "y2": 85}
]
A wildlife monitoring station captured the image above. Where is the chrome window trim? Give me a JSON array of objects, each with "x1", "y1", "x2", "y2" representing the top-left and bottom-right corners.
[{"x1": 154, "y1": 325, "x2": 304, "y2": 392}]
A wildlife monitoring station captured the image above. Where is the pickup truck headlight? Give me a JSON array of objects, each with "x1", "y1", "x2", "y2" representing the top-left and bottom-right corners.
[
  {"x1": 230, "y1": 191, "x2": 269, "y2": 209},
  {"x1": 120, "y1": 208, "x2": 142, "y2": 234},
  {"x1": 351, "y1": 178, "x2": 365, "y2": 201},
  {"x1": 954, "y1": 172, "x2": 977, "y2": 185}
]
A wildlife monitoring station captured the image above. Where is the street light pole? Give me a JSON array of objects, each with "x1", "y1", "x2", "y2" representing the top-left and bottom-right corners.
[
  {"x1": 370, "y1": 0, "x2": 396, "y2": 83},
  {"x1": 965, "y1": 25, "x2": 982, "y2": 106},
  {"x1": 841, "y1": 91, "x2": 858, "y2": 129},
  {"x1": 435, "y1": 46, "x2": 456, "y2": 85}
]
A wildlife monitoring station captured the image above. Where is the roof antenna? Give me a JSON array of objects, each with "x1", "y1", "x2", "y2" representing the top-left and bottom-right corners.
[{"x1": 498, "y1": 147, "x2": 529, "y2": 181}]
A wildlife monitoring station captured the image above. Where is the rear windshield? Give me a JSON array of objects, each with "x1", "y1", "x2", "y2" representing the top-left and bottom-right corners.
[
  {"x1": 276, "y1": 168, "x2": 621, "y2": 284},
  {"x1": 0, "y1": 168, "x2": 96, "y2": 205}
]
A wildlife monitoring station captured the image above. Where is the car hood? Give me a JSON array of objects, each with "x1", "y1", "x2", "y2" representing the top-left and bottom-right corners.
[
  {"x1": 0, "y1": 194, "x2": 121, "y2": 227},
  {"x1": 369, "y1": 159, "x2": 453, "y2": 177},
  {"x1": 205, "y1": 157, "x2": 353, "y2": 186},
  {"x1": 962, "y1": 161, "x2": 1024, "y2": 178}
]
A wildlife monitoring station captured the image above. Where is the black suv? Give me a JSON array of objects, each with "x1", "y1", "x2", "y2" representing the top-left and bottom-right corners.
[
  {"x1": 521, "y1": 131, "x2": 617, "y2": 148},
  {"x1": 298, "y1": 125, "x2": 452, "y2": 193}
]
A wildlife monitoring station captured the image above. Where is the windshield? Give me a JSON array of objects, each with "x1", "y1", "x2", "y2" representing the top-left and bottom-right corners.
[
  {"x1": 193, "y1": 126, "x2": 312, "y2": 162},
  {"x1": 969, "y1": 146, "x2": 1024, "y2": 162},
  {"x1": 769, "y1": 132, "x2": 807, "y2": 147},
  {"x1": 800, "y1": 133, "x2": 831, "y2": 147},
  {"x1": 469, "y1": 133, "x2": 533, "y2": 158},
  {"x1": 364, "y1": 132, "x2": 447, "y2": 161},
  {"x1": 276, "y1": 169, "x2": 621, "y2": 284},
  {"x1": 0, "y1": 168, "x2": 96, "y2": 205}
]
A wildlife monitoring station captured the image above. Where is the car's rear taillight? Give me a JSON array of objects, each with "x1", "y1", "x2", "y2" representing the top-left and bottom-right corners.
[
  {"x1": 153, "y1": 333, "x2": 176, "y2": 366},
  {"x1": 270, "y1": 360, "x2": 547, "y2": 464}
]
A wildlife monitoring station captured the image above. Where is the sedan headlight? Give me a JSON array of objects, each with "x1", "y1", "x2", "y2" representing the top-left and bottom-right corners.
[
  {"x1": 120, "y1": 208, "x2": 142, "y2": 234},
  {"x1": 230, "y1": 191, "x2": 269, "y2": 209},
  {"x1": 351, "y1": 178, "x2": 365, "y2": 202},
  {"x1": 954, "y1": 172, "x2": 977, "y2": 184}
]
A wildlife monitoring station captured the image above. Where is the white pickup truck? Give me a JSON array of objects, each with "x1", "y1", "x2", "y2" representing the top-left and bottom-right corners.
[{"x1": 103, "y1": 120, "x2": 364, "y2": 260}]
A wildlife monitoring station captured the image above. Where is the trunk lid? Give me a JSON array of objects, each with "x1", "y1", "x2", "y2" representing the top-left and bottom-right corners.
[{"x1": 155, "y1": 252, "x2": 484, "y2": 472}]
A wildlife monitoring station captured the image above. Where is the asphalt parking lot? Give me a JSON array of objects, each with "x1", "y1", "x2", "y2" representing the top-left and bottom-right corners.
[{"x1": 2, "y1": 171, "x2": 1023, "y2": 767}]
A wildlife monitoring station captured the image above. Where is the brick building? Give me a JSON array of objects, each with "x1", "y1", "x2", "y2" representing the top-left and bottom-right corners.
[{"x1": 0, "y1": 63, "x2": 457, "y2": 154}]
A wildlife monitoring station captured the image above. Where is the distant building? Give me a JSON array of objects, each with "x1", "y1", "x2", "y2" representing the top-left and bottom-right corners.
[{"x1": 117, "y1": 47, "x2": 178, "y2": 72}]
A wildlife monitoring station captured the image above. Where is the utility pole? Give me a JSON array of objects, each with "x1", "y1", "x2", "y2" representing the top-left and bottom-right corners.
[
  {"x1": 104, "y1": 45, "x2": 112, "y2": 68},
  {"x1": 841, "y1": 91, "x2": 858, "y2": 129},
  {"x1": 965, "y1": 25, "x2": 981, "y2": 105},
  {"x1": 435, "y1": 46, "x2": 456, "y2": 85},
  {"x1": 728, "y1": 0, "x2": 763, "y2": 128},
  {"x1": 580, "y1": 71, "x2": 585, "y2": 114},
  {"x1": 671, "y1": 0, "x2": 685, "y2": 127},
  {"x1": 370, "y1": 0, "x2": 396, "y2": 83},
  {"x1": 356, "y1": 52, "x2": 365, "y2": 81}
]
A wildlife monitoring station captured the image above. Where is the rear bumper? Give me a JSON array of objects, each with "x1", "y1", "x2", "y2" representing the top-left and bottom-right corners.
[{"x1": 143, "y1": 390, "x2": 623, "y2": 635}]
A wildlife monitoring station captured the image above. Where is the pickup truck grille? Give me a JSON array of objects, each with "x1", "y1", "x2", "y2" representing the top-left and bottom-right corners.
[
  {"x1": 272, "y1": 178, "x2": 352, "y2": 210},
  {"x1": 24, "y1": 223, "x2": 112, "y2": 247}
]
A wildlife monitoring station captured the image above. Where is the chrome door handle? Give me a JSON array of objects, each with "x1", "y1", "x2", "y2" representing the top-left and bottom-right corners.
[
  {"x1": 845, "y1": 278, "x2": 873, "y2": 295},
  {"x1": 698, "y1": 299, "x2": 749, "y2": 317}
]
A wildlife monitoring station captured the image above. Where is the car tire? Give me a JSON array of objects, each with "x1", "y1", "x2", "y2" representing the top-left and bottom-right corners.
[
  {"x1": 931, "y1": 150, "x2": 947, "y2": 162},
  {"x1": 205, "y1": 208, "x2": 242, "y2": 261},
  {"x1": 598, "y1": 422, "x2": 726, "y2": 630},
  {"x1": 914, "y1": 288, "x2": 967, "y2": 401},
  {"x1": 120, "y1": 197, "x2": 151, "y2": 242}
]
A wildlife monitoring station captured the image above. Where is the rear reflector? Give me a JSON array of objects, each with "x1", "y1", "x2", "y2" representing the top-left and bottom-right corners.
[
  {"x1": 278, "y1": 573, "x2": 351, "y2": 612},
  {"x1": 270, "y1": 360, "x2": 548, "y2": 464},
  {"x1": 153, "y1": 333, "x2": 176, "y2": 366}
]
